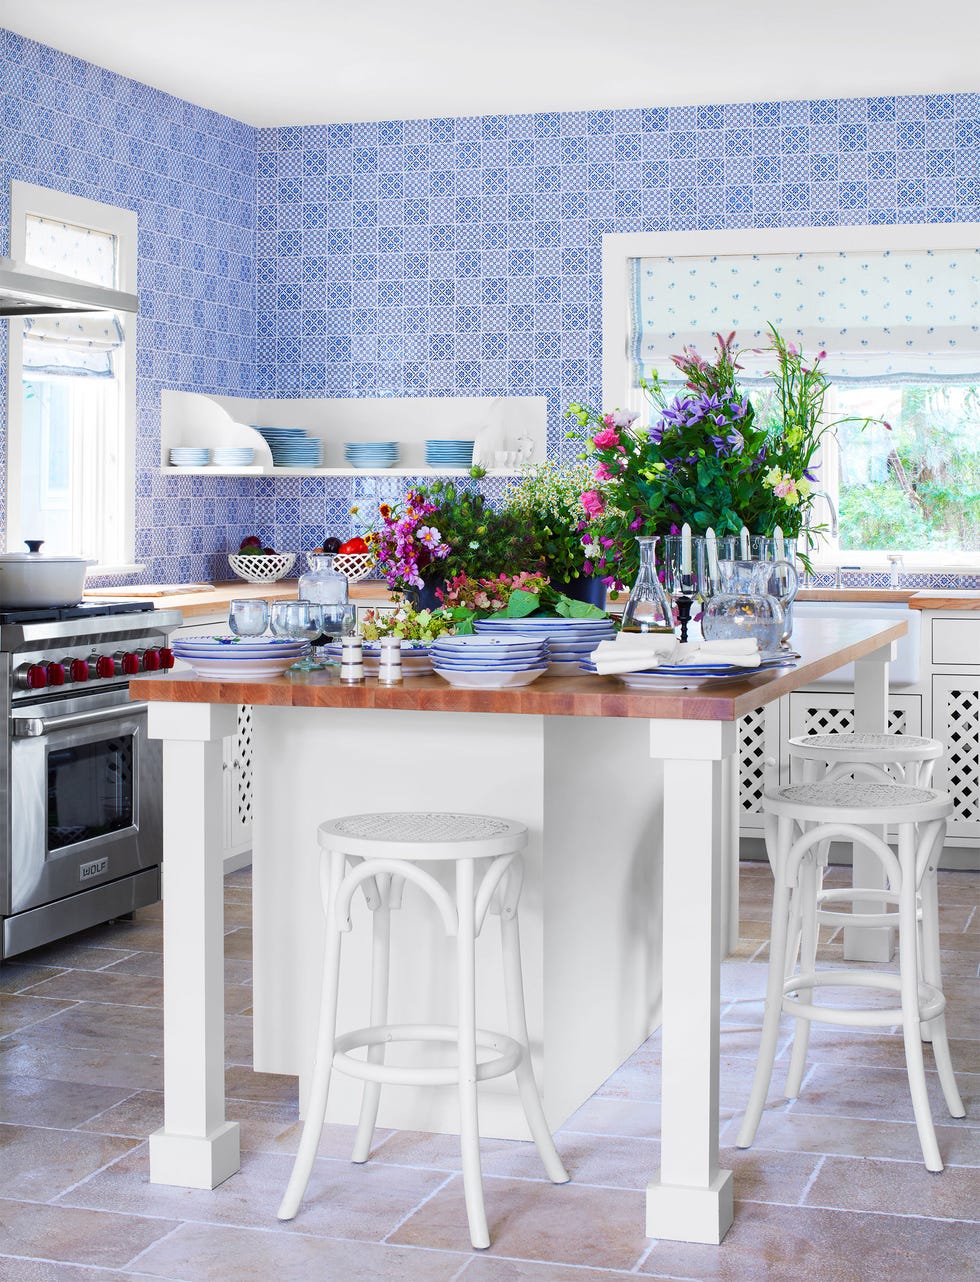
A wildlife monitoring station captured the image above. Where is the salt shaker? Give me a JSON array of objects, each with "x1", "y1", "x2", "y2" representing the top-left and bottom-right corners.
[
  {"x1": 377, "y1": 636, "x2": 403, "y2": 685},
  {"x1": 339, "y1": 635, "x2": 365, "y2": 684}
]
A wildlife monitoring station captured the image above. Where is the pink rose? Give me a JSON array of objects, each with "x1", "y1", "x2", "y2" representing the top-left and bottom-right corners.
[
  {"x1": 593, "y1": 427, "x2": 621, "y2": 450},
  {"x1": 594, "y1": 461, "x2": 617, "y2": 483},
  {"x1": 580, "y1": 490, "x2": 605, "y2": 519}
]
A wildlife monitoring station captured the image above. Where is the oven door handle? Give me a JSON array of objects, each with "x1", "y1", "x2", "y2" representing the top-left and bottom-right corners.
[{"x1": 11, "y1": 701, "x2": 149, "y2": 738}]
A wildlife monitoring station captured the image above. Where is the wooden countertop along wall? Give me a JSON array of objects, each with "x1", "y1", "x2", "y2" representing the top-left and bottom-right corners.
[
  {"x1": 130, "y1": 615, "x2": 907, "y2": 722},
  {"x1": 86, "y1": 579, "x2": 395, "y2": 620}
]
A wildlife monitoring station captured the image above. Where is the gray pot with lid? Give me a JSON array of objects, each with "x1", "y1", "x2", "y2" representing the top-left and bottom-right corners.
[{"x1": 0, "y1": 540, "x2": 96, "y2": 608}]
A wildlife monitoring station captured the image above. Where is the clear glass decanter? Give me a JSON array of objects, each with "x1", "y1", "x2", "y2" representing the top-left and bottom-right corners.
[
  {"x1": 298, "y1": 553, "x2": 349, "y2": 645},
  {"x1": 620, "y1": 536, "x2": 675, "y2": 634}
]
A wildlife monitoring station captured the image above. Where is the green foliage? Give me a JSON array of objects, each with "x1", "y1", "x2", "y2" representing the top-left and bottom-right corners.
[
  {"x1": 501, "y1": 460, "x2": 596, "y2": 580},
  {"x1": 418, "y1": 480, "x2": 536, "y2": 580}
]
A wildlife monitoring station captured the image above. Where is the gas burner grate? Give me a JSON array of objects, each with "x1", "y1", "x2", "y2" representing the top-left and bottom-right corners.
[{"x1": 0, "y1": 600, "x2": 150, "y2": 625}]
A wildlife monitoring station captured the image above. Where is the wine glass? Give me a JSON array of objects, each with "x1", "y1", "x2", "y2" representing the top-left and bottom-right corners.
[
  {"x1": 228, "y1": 598, "x2": 269, "y2": 638},
  {"x1": 270, "y1": 600, "x2": 325, "y2": 671}
]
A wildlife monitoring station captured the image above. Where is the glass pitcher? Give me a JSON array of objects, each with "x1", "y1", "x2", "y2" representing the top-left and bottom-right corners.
[
  {"x1": 620, "y1": 536, "x2": 675, "y2": 634},
  {"x1": 298, "y1": 553, "x2": 349, "y2": 651},
  {"x1": 701, "y1": 558, "x2": 799, "y2": 651}
]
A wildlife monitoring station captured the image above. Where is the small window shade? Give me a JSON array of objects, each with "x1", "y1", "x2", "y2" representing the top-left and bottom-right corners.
[
  {"x1": 22, "y1": 213, "x2": 123, "y2": 378},
  {"x1": 629, "y1": 248, "x2": 980, "y2": 386}
]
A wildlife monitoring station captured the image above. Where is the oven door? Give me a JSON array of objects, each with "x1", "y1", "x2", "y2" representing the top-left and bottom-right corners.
[{"x1": 8, "y1": 696, "x2": 161, "y2": 914}]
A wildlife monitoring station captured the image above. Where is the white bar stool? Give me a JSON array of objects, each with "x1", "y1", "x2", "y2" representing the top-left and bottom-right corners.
[
  {"x1": 277, "y1": 811, "x2": 569, "y2": 1248},
  {"x1": 784, "y1": 732, "x2": 945, "y2": 943},
  {"x1": 738, "y1": 780, "x2": 965, "y2": 1172}
]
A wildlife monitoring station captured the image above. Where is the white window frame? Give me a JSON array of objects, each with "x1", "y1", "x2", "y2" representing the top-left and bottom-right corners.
[
  {"x1": 602, "y1": 223, "x2": 980, "y2": 572},
  {"x1": 7, "y1": 180, "x2": 138, "y2": 573}
]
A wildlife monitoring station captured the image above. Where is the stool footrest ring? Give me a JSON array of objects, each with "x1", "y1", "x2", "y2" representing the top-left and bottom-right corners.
[
  {"x1": 781, "y1": 970, "x2": 945, "y2": 1028},
  {"x1": 333, "y1": 1023, "x2": 524, "y2": 1086}
]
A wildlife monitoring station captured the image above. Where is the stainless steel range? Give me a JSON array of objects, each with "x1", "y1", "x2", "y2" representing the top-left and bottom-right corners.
[{"x1": 1, "y1": 601, "x2": 181, "y2": 960}]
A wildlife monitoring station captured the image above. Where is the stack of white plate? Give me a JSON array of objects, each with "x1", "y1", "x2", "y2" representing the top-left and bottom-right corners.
[
  {"x1": 169, "y1": 447, "x2": 209, "y2": 467},
  {"x1": 425, "y1": 439, "x2": 474, "y2": 468},
  {"x1": 171, "y1": 634, "x2": 309, "y2": 680},
  {"x1": 344, "y1": 441, "x2": 400, "y2": 468},
  {"x1": 254, "y1": 426, "x2": 323, "y2": 467},
  {"x1": 474, "y1": 616, "x2": 616, "y2": 675},
  {"x1": 322, "y1": 640, "x2": 432, "y2": 674},
  {"x1": 212, "y1": 446, "x2": 255, "y2": 466},
  {"x1": 430, "y1": 633, "x2": 548, "y2": 688}
]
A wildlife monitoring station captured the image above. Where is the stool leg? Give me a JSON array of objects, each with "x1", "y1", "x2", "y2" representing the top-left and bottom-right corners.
[
  {"x1": 498, "y1": 875, "x2": 569, "y2": 1184},
  {"x1": 738, "y1": 816, "x2": 794, "y2": 1149},
  {"x1": 456, "y1": 858, "x2": 490, "y2": 1249},
  {"x1": 897, "y1": 826, "x2": 943, "y2": 1172},
  {"x1": 351, "y1": 872, "x2": 396, "y2": 1164},
  {"x1": 918, "y1": 859, "x2": 965, "y2": 1119},
  {"x1": 278, "y1": 848, "x2": 347, "y2": 1220},
  {"x1": 784, "y1": 852, "x2": 818, "y2": 1100}
]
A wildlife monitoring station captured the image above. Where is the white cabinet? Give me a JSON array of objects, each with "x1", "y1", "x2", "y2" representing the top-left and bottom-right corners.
[{"x1": 931, "y1": 674, "x2": 980, "y2": 839}]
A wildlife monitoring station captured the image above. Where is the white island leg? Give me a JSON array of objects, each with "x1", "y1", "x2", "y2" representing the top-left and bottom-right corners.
[
  {"x1": 846, "y1": 642, "x2": 897, "y2": 962},
  {"x1": 147, "y1": 701, "x2": 241, "y2": 1189},
  {"x1": 646, "y1": 718, "x2": 736, "y2": 1245}
]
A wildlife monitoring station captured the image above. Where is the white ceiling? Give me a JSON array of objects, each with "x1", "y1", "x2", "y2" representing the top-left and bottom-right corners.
[{"x1": 0, "y1": 0, "x2": 977, "y2": 128}]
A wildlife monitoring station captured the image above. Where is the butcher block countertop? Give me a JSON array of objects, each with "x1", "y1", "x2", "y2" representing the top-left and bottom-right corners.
[
  {"x1": 87, "y1": 578, "x2": 394, "y2": 620},
  {"x1": 131, "y1": 615, "x2": 906, "y2": 723},
  {"x1": 907, "y1": 590, "x2": 980, "y2": 611}
]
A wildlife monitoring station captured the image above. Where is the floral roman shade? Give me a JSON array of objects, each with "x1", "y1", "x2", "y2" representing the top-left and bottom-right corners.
[
  {"x1": 22, "y1": 213, "x2": 123, "y2": 378},
  {"x1": 629, "y1": 248, "x2": 980, "y2": 386}
]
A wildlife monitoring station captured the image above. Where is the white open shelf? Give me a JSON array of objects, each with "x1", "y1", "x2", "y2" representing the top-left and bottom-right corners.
[{"x1": 160, "y1": 390, "x2": 547, "y2": 476}]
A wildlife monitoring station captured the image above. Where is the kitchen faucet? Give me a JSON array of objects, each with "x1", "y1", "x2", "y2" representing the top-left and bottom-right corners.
[{"x1": 811, "y1": 490, "x2": 839, "y2": 540}]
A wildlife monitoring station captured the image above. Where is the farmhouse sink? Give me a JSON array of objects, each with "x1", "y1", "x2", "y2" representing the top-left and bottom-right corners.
[{"x1": 791, "y1": 599, "x2": 921, "y2": 685}]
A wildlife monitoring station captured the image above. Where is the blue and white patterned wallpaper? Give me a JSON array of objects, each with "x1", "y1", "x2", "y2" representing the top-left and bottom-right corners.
[{"x1": 1, "y1": 26, "x2": 979, "y2": 584}]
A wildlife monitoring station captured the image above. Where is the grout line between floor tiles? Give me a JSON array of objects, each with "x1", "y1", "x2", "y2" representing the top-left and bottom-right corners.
[
  {"x1": 381, "y1": 1169, "x2": 457, "y2": 1242},
  {"x1": 120, "y1": 1220, "x2": 197, "y2": 1278},
  {"x1": 50, "y1": 1136, "x2": 148, "y2": 1204},
  {"x1": 795, "y1": 1151, "x2": 827, "y2": 1205}
]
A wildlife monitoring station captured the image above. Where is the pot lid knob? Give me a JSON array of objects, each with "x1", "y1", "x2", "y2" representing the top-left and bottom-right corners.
[{"x1": 24, "y1": 540, "x2": 43, "y2": 553}]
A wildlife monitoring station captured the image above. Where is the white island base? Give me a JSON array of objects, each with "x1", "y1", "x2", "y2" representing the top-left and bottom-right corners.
[{"x1": 250, "y1": 705, "x2": 672, "y2": 1141}]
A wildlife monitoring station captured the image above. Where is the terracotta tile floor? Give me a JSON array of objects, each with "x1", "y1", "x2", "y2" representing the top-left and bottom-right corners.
[{"x1": 1, "y1": 864, "x2": 977, "y2": 1281}]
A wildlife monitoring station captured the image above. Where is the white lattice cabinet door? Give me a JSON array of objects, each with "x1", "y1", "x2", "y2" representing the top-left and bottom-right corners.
[
  {"x1": 225, "y1": 705, "x2": 254, "y2": 856},
  {"x1": 786, "y1": 690, "x2": 922, "y2": 779},
  {"x1": 931, "y1": 676, "x2": 980, "y2": 838},
  {"x1": 738, "y1": 704, "x2": 781, "y2": 837}
]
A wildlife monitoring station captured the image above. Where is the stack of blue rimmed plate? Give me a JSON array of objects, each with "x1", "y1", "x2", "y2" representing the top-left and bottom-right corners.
[
  {"x1": 212, "y1": 446, "x2": 255, "y2": 467},
  {"x1": 254, "y1": 426, "x2": 323, "y2": 468},
  {"x1": 171, "y1": 635, "x2": 310, "y2": 680},
  {"x1": 430, "y1": 633, "x2": 548, "y2": 688},
  {"x1": 474, "y1": 615, "x2": 616, "y2": 675},
  {"x1": 344, "y1": 441, "x2": 400, "y2": 469},
  {"x1": 169, "y1": 447, "x2": 210, "y2": 467},
  {"x1": 425, "y1": 439, "x2": 474, "y2": 468},
  {"x1": 578, "y1": 650, "x2": 799, "y2": 688}
]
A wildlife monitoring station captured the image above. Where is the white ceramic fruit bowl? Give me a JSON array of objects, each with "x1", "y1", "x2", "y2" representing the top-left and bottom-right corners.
[
  {"x1": 331, "y1": 551, "x2": 375, "y2": 582},
  {"x1": 228, "y1": 552, "x2": 296, "y2": 583}
]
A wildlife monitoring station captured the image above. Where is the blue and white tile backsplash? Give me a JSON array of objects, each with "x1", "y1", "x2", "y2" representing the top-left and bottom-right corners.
[{"x1": 0, "y1": 28, "x2": 978, "y2": 585}]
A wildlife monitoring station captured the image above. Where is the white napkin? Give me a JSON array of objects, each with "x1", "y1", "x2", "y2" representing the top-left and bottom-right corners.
[
  {"x1": 675, "y1": 638, "x2": 761, "y2": 667},
  {"x1": 591, "y1": 633, "x2": 678, "y2": 675}
]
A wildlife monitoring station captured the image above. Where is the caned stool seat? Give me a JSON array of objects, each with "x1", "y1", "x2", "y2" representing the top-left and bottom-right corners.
[
  {"x1": 738, "y1": 781, "x2": 965, "y2": 1172},
  {"x1": 787, "y1": 731, "x2": 943, "y2": 786},
  {"x1": 277, "y1": 811, "x2": 569, "y2": 1248}
]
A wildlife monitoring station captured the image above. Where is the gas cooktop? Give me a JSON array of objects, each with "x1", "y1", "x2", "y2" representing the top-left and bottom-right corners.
[{"x1": 0, "y1": 600, "x2": 150, "y2": 626}]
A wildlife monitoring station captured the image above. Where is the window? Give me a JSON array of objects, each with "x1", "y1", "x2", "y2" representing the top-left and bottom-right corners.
[
  {"x1": 603, "y1": 225, "x2": 980, "y2": 568},
  {"x1": 6, "y1": 182, "x2": 137, "y2": 571}
]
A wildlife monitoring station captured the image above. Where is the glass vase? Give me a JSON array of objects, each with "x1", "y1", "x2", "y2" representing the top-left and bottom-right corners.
[
  {"x1": 298, "y1": 553, "x2": 349, "y2": 656},
  {"x1": 620, "y1": 536, "x2": 675, "y2": 634}
]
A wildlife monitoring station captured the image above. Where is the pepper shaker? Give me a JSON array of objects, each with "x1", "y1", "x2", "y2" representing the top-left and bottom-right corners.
[
  {"x1": 377, "y1": 636, "x2": 403, "y2": 685},
  {"x1": 339, "y1": 635, "x2": 365, "y2": 684}
]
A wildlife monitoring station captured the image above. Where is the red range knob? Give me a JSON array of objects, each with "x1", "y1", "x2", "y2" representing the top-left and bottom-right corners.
[
  {"x1": 45, "y1": 662, "x2": 66, "y2": 687},
  {"x1": 140, "y1": 648, "x2": 161, "y2": 671},
  {"x1": 68, "y1": 658, "x2": 89, "y2": 682},
  {"x1": 15, "y1": 662, "x2": 48, "y2": 690},
  {"x1": 117, "y1": 652, "x2": 140, "y2": 676},
  {"x1": 93, "y1": 654, "x2": 116, "y2": 679},
  {"x1": 159, "y1": 647, "x2": 175, "y2": 670}
]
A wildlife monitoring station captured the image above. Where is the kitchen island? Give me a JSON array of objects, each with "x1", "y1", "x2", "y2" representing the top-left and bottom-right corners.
[{"x1": 131, "y1": 614, "x2": 906, "y2": 1246}]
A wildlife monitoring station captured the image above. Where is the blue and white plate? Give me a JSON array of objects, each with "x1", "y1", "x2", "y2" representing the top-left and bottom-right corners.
[{"x1": 432, "y1": 666, "x2": 547, "y2": 689}]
